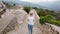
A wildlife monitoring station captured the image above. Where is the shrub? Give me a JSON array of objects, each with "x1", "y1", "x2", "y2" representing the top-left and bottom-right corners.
[
  {"x1": 23, "y1": 6, "x2": 31, "y2": 13},
  {"x1": 40, "y1": 15, "x2": 60, "y2": 26},
  {"x1": 40, "y1": 16, "x2": 46, "y2": 24},
  {"x1": 40, "y1": 15, "x2": 55, "y2": 23}
]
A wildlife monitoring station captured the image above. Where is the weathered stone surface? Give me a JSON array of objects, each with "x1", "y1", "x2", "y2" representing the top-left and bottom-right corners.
[
  {"x1": 45, "y1": 23, "x2": 60, "y2": 34},
  {"x1": 0, "y1": 17, "x2": 18, "y2": 34},
  {"x1": 0, "y1": 8, "x2": 18, "y2": 34}
]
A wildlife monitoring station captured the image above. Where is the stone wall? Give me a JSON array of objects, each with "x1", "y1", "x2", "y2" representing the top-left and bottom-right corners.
[{"x1": 45, "y1": 23, "x2": 60, "y2": 34}]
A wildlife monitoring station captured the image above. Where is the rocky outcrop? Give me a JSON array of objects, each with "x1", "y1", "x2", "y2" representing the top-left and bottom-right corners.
[{"x1": 0, "y1": 0, "x2": 6, "y2": 18}]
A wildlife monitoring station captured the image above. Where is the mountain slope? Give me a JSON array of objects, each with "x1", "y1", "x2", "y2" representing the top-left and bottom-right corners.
[{"x1": 2, "y1": 0, "x2": 44, "y2": 8}]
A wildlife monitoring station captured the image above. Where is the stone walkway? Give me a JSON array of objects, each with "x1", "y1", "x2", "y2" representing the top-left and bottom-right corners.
[{"x1": 6, "y1": 9, "x2": 42, "y2": 34}]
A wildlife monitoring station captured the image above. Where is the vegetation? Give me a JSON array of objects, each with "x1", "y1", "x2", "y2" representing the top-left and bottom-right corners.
[
  {"x1": 23, "y1": 6, "x2": 31, "y2": 13},
  {"x1": 36, "y1": 8, "x2": 60, "y2": 26},
  {"x1": 36, "y1": 9, "x2": 60, "y2": 17},
  {"x1": 40, "y1": 15, "x2": 60, "y2": 26},
  {"x1": 36, "y1": 9, "x2": 49, "y2": 16}
]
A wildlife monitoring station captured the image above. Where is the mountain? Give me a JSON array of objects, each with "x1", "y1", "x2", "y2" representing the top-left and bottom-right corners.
[
  {"x1": 1, "y1": 0, "x2": 60, "y2": 11},
  {"x1": 1, "y1": 0, "x2": 44, "y2": 8}
]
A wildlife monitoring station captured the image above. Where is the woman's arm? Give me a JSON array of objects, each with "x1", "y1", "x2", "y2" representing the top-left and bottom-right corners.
[{"x1": 33, "y1": 17, "x2": 35, "y2": 22}]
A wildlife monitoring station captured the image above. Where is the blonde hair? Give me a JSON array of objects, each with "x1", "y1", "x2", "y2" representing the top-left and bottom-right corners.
[
  {"x1": 29, "y1": 10, "x2": 33, "y2": 14},
  {"x1": 29, "y1": 11, "x2": 33, "y2": 14}
]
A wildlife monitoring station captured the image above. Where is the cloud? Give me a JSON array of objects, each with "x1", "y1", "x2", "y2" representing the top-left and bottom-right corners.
[
  {"x1": 19, "y1": 0, "x2": 60, "y2": 3},
  {"x1": 19, "y1": 0, "x2": 39, "y2": 3}
]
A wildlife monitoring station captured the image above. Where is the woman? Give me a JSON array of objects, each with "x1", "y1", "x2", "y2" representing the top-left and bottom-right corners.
[{"x1": 27, "y1": 11, "x2": 35, "y2": 34}]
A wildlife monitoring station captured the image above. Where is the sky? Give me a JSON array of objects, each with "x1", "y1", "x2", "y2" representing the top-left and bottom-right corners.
[{"x1": 19, "y1": 0, "x2": 60, "y2": 3}]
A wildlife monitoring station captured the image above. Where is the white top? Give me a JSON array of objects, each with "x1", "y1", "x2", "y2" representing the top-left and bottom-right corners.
[{"x1": 28, "y1": 16, "x2": 35, "y2": 25}]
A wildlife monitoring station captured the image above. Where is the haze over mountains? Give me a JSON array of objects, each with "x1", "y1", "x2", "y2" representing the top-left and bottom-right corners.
[
  {"x1": 1, "y1": 0, "x2": 60, "y2": 11},
  {"x1": 38, "y1": 1, "x2": 60, "y2": 11}
]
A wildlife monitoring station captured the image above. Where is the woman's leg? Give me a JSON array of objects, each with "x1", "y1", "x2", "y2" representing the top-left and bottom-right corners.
[
  {"x1": 28, "y1": 24, "x2": 33, "y2": 34},
  {"x1": 31, "y1": 25, "x2": 33, "y2": 34},
  {"x1": 28, "y1": 24, "x2": 31, "y2": 34}
]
